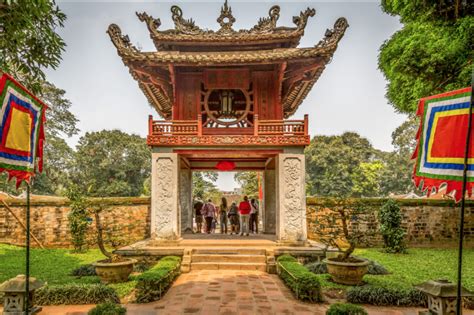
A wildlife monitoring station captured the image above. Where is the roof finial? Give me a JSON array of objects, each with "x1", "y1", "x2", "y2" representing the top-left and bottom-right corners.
[{"x1": 217, "y1": 0, "x2": 235, "y2": 33}]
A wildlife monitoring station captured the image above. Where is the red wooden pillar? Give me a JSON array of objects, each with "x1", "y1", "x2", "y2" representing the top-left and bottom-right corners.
[{"x1": 148, "y1": 115, "x2": 153, "y2": 136}]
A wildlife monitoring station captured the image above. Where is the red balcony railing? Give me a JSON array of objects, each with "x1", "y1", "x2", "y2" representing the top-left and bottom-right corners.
[{"x1": 148, "y1": 114, "x2": 308, "y2": 137}]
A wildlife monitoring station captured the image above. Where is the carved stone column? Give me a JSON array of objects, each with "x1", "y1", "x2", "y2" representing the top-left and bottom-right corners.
[
  {"x1": 263, "y1": 169, "x2": 276, "y2": 234},
  {"x1": 179, "y1": 165, "x2": 193, "y2": 234},
  {"x1": 275, "y1": 153, "x2": 307, "y2": 244},
  {"x1": 151, "y1": 153, "x2": 180, "y2": 240}
]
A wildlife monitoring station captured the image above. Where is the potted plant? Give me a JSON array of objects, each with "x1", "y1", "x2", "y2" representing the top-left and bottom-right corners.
[
  {"x1": 91, "y1": 205, "x2": 136, "y2": 284},
  {"x1": 313, "y1": 199, "x2": 374, "y2": 285}
]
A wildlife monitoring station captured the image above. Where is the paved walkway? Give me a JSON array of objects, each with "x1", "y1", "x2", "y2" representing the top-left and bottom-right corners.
[{"x1": 30, "y1": 270, "x2": 474, "y2": 315}]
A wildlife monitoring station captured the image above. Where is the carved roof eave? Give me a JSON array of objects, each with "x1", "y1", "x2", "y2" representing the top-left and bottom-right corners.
[
  {"x1": 136, "y1": 5, "x2": 315, "y2": 50},
  {"x1": 107, "y1": 17, "x2": 348, "y2": 118},
  {"x1": 108, "y1": 19, "x2": 347, "y2": 66}
]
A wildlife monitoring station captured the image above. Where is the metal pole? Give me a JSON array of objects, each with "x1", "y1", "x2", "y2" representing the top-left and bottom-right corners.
[
  {"x1": 25, "y1": 182, "x2": 31, "y2": 315},
  {"x1": 456, "y1": 73, "x2": 474, "y2": 314}
]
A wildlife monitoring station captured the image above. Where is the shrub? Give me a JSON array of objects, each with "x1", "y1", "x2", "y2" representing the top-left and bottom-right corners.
[
  {"x1": 135, "y1": 256, "x2": 181, "y2": 303},
  {"x1": 347, "y1": 285, "x2": 426, "y2": 307},
  {"x1": 326, "y1": 303, "x2": 368, "y2": 315},
  {"x1": 36, "y1": 284, "x2": 120, "y2": 305},
  {"x1": 88, "y1": 302, "x2": 126, "y2": 315},
  {"x1": 71, "y1": 264, "x2": 97, "y2": 277},
  {"x1": 277, "y1": 255, "x2": 322, "y2": 302},
  {"x1": 378, "y1": 199, "x2": 406, "y2": 253},
  {"x1": 306, "y1": 260, "x2": 389, "y2": 275},
  {"x1": 306, "y1": 261, "x2": 328, "y2": 274},
  {"x1": 67, "y1": 188, "x2": 90, "y2": 252},
  {"x1": 277, "y1": 254, "x2": 298, "y2": 262}
]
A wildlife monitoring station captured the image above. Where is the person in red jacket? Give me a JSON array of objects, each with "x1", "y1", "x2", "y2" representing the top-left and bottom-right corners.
[{"x1": 238, "y1": 196, "x2": 251, "y2": 236}]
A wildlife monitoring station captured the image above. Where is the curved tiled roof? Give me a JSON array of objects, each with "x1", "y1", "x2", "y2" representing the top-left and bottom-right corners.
[{"x1": 107, "y1": 3, "x2": 348, "y2": 119}]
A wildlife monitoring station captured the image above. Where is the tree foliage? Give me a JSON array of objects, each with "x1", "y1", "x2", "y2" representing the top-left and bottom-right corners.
[
  {"x1": 234, "y1": 171, "x2": 260, "y2": 198},
  {"x1": 379, "y1": 1, "x2": 473, "y2": 113},
  {"x1": 72, "y1": 130, "x2": 150, "y2": 197},
  {"x1": 0, "y1": 0, "x2": 67, "y2": 94},
  {"x1": 192, "y1": 171, "x2": 218, "y2": 200},
  {"x1": 379, "y1": 117, "x2": 419, "y2": 196},
  {"x1": 305, "y1": 132, "x2": 382, "y2": 197}
]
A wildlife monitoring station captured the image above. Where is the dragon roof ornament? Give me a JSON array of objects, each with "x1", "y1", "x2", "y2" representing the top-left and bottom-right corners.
[
  {"x1": 107, "y1": 4, "x2": 348, "y2": 119},
  {"x1": 133, "y1": 1, "x2": 316, "y2": 48}
]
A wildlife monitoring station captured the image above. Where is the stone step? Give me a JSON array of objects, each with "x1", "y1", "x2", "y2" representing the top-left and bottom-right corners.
[
  {"x1": 191, "y1": 254, "x2": 267, "y2": 263},
  {"x1": 190, "y1": 262, "x2": 267, "y2": 271},
  {"x1": 192, "y1": 248, "x2": 266, "y2": 255}
]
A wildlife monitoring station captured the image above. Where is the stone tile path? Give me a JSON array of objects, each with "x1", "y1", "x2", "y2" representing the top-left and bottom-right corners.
[{"x1": 30, "y1": 270, "x2": 474, "y2": 315}]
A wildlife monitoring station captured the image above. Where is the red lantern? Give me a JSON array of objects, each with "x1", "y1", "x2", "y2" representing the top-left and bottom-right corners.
[{"x1": 216, "y1": 161, "x2": 236, "y2": 171}]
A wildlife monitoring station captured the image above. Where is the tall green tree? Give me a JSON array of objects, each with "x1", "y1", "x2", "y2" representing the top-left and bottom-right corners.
[
  {"x1": 192, "y1": 172, "x2": 218, "y2": 200},
  {"x1": 234, "y1": 171, "x2": 260, "y2": 198},
  {"x1": 379, "y1": 0, "x2": 473, "y2": 113},
  {"x1": 305, "y1": 132, "x2": 381, "y2": 197},
  {"x1": 72, "y1": 130, "x2": 150, "y2": 197},
  {"x1": 0, "y1": 0, "x2": 67, "y2": 94},
  {"x1": 379, "y1": 117, "x2": 419, "y2": 195}
]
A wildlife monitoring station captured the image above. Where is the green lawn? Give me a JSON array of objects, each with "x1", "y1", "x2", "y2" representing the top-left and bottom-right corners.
[
  {"x1": 2, "y1": 244, "x2": 473, "y2": 299},
  {"x1": 0, "y1": 244, "x2": 136, "y2": 297},
  {"x1": 315, "y1": 247, "x2": 474, "y2": 291}
]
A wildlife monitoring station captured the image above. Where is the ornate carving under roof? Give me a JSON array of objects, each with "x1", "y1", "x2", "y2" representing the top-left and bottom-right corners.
[
  {"x1": 135, "y1": 1, "x2": 316, "y2": 51},
  {"x1": 107, "y1": 2, "x2": 348, "y2": 119}
]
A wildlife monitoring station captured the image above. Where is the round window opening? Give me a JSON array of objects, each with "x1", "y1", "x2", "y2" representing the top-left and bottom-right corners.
[{"x1": 204, "y1": 89, "x2": 250, "y2": 126}]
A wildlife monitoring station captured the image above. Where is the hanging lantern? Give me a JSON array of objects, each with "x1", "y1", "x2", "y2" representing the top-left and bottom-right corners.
[{"x1": 216, "y1": 161, "x2": 236, "y2": 171}]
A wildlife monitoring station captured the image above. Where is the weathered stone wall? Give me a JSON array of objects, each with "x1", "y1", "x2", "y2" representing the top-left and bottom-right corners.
[
  {"x1": 307, "y1": 198, "x2": 474, "y2": 247},
  {"x1": 1, "y1": 196, "x2": 472, "y2": 248},
  {"x1": 0, "y1": 197, "x2": 151, "y2": 248}
]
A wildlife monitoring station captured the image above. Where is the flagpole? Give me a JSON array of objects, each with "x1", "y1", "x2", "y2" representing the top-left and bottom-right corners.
[
  {"x1": 456, "y1": 72, "x2": 474, "y2": 314},
  {"x1": 25, "y1": 182, "x2": 31, "y2": 315}
]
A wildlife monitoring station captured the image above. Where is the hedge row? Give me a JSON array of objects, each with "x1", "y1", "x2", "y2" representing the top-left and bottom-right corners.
[
  {"x1": 326, "y1": 303, "x2": 368, "y2": 315},
  {"x1": 346, "y1": 285, "x2": 426, "y2": 307},
  {"x1": 135, "y1": 256, "x2": 181, "y2": 303},
  {"x1": 35, "y1": 284, "x2": 120, "y2": 305},
  {"x1": 276, "y1": 255, "x2": 322, "y2": 302},
  {"x1": 88, "y1": 302, "x2": 127, "y2": 315}
]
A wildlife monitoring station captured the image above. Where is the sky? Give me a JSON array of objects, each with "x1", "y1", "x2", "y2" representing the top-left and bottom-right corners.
[{"x1": 46, "y1": 0, "x2": 406, "y2": 190}]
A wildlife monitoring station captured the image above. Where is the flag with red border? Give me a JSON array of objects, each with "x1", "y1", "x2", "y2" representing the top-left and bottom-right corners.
[
  {"x1": 0, "y1": 73, "x2": 47, "y2": 187},
  {"x1": 412, "y1": 87, "x2": 473, "y2": 202}
]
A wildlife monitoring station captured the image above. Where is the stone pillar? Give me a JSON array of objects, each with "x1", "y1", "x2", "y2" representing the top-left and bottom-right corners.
[
  {"x1": 150, "y1": 153, "x2": 180, "y2": 240},
  {"x1": 179, "y1": 166, "x2": 193, "y2": 234},
  {"x1": 275, "y1": 153, "x2": 307, "y2": 244},
  {"x1": 263, "y1": 169, "x2": 276, "y2": 234}
]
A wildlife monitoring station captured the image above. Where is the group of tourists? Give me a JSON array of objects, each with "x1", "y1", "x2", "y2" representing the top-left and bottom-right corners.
[{"x1": 194, "y1": 196, "x2": 259, "y2": 236}]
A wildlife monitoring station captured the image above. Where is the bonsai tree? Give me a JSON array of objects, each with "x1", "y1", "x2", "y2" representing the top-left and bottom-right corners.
[
  {"x1": 313, "y1": 198, "x2": 375, "y2": 261},
  {"x1": 90, "y1": 204, "x2": 136, "y2": 283},
  {"x1": 312, "y1": 198, "x2": 376, "y2": 285}
]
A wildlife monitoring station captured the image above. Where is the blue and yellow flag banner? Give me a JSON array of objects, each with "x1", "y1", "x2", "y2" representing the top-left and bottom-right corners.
[
  {"x1": 0, "y1": 73, "x2": 47, "y2": 188},
  {"x1": 412, "y1": 87, "x2": 473, "y2": 202}
]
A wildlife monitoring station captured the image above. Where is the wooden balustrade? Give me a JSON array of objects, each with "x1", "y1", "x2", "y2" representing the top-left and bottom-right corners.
[{"x1": 149, "y1": 115, "x2": 308, "y2": 137}]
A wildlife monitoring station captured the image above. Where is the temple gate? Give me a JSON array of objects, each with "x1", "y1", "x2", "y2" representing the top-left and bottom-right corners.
[{"x1": 108, "y1": 1, "x2": 348, "y2": 245}]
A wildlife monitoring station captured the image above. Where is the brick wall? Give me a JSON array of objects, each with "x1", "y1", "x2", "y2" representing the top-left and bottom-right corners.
[
  {"x1": 0, "y1": 197, "x2": 151, "y2": 248},
  {"x1": 1, "y1": 196, "x2": 473, "y2": 248},
  {"x1": 307, "y1": 197, "x2": 474, "y2": 247}
]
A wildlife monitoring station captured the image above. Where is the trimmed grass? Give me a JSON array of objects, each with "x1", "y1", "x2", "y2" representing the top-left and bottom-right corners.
[
  {"x1": 0, "y1": 244, "x2": 134, "y2": 297},
  {"x1": 315, "y1": 248, "x2": 474, "y2": 291}
]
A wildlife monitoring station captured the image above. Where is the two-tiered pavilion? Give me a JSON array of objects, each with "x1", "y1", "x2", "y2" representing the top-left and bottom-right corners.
[{"x1": 108, "y1": 1, "x2": 348, "y2": 244}]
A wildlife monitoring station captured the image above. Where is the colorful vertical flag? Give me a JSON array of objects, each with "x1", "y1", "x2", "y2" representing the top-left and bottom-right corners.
[
  {"x1": 412, "y1": 87, "x2": 473, "y2": 202},
  {"x1": 258, "y1": 172, "x2": 263, "y2": 201},
  {"x1": 0, "y1": 73, "x2": 47, "y2": 188}
]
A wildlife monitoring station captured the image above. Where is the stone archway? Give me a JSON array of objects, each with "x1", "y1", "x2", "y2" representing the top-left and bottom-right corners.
[{"x1": 150, "y1": 149, "x2": 307, "y2": 245}]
